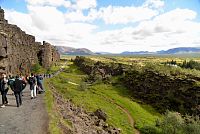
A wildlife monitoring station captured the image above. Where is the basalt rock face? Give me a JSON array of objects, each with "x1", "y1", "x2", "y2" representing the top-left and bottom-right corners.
[
  {"x1": 123, "y1": 69, "x2": 200, "y2": 115},
  {"x1": 0, "y1": 7, "x2": 60, "y2": 75},
  {"x1": 74, "y1": 56, "x2": 200, "y2": 115}
]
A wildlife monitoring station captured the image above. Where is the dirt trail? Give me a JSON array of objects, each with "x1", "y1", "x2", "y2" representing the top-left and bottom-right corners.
[
  {"x1": 0, "y1": 85, "x2": 48, "y2": 134},
  {"x1": 97, "y1": 94, "x2": 140, "y2": 134},
  {"x1": 109, "y1": 99, "x2": 140, "y2": 134}
]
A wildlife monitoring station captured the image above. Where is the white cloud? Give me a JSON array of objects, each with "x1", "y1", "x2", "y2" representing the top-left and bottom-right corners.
[
  {"x1": 143, "y1": 0, "x2": 165, "y2": 9},
  {"x1": 4, "y1": 5, "x2": 97, "y2": 47},
  {"x1": 26, "y1": 0, "x2": 97, "y2": 10},
  {"x1": 4, "y1": 0, "x2": 200, "y2": 53},
  {"x1": 76, "y1": 8, "x2": 200, "y2": 52},
  {"x1": 98, "y1": 6, "x2": 158, "y2": 24},
  {"x1": 76, "y1": 0, "x2": 97, "y2": 10},
  {"x1": 65, "y1": 10, "x2": 87, "y2": 22},
  {"x1": 26, "y1": 0, "x2": 71, "y2": 7},
  {"x1": 26, "y1": 0, "x2": 160, "y2": 24},
  {"x1": 64, "y1": 5, "x2": 159, "y2": 24},
  {"x1": 92, "y1": 8, "x2": 200, "y2": 52},
  {"x1": 28, "y1": 5, "x2": 65, "y2": 31}
]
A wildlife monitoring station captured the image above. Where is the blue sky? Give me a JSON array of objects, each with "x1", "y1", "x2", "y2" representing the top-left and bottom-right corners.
[
  {"x1": 1, "y1": 0, "x2": 200, "y2": 52},
  {"x1": 2, "y1": 0, "x2": 200, "y2": 19}
]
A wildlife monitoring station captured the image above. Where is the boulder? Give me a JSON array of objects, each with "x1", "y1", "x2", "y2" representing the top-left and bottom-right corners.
[
  {"x1": 94, "y1": 109, "x2": 107, "y2": 121},
  {"x1": 0, "y1": 47, "x2": 6, "y2": 57}
]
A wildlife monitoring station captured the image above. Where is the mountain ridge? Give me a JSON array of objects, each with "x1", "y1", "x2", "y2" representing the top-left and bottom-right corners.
[
  {"x1": 121, "y1": 47, "x2": 200, "y2": 55},
  {"x1": 56, "y1": 46, "x2": 200, "y2": 55},
  {"x1": 56, "y1": 46, "x2": 94, "y2": 55}
]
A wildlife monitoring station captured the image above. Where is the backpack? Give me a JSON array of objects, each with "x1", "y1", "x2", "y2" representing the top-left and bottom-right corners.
[
  {"x1": 29, "y1": 77, "x2": 35, "y2": 85},
  {"x1": 8, "y1": 79, "x2": 14, "y2": 86}
]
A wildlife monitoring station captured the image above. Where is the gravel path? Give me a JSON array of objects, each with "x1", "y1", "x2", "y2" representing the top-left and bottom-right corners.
[{"x1": 0, "y1": 85, "x2": 48, "y2": 134}]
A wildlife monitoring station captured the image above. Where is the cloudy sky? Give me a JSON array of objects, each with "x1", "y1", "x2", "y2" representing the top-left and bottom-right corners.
[{"x1": 1, "y1": 0, "x2": 200, "y2": 53}]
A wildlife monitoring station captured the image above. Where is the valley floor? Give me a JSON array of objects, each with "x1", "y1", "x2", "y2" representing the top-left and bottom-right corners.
[{"x1": 44, "y1": 62, "x2": 161, "y2": 134}]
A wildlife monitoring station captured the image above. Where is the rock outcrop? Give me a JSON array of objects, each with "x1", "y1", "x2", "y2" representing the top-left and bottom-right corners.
[
  {"x1": 74, "y1": 56, "x2": 200, "y2": 115},
  {"x1": 50, "y1": 83, "x2": 120, "y2": 134},
  {"x1": 0, "y1": 7, "x2": 60, "y2": 75}
]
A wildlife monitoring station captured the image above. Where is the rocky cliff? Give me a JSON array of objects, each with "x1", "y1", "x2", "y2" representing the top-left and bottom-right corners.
[
  {"x1": 0, "y1": 7, "x2": 60, "y2": 75},
  {"x1": 74, "y1": 56, "x2": 200, "y2": 115}
]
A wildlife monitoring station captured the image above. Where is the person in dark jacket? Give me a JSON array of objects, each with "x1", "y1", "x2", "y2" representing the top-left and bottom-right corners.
[
  {"x1": 0, "y1": 73, "x2": 9, "y2": 108},
  {"x1": 8, "y1": 75, "x2": 15, "y2": 92},
  {"x1": 13, "y1": 75, "x2": 26, "y2": 107},
  {"x1": 36, "y1": 74, "x2": 45, "y2": 93}
]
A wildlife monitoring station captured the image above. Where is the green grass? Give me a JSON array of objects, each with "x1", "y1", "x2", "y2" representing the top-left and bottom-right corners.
[
  {"x1": 46, "y1": 63, "x2": 161, "y2": 134},
  {"x1": 44, "y1": 78, "x2": 73, "y2": 134},
  {"x1": 90, "y1": 84, "x2": 161, "y2": 129},
  {"x1": 44, "y1": 79, "x2": 61, "y2": 134}
]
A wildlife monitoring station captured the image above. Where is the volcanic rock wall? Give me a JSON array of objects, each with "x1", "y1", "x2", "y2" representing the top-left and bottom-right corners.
[
  {"x1": 123, "y1": 69, "x2": 200, "y2": 115},
  {"x1": 0, "y1": 7, "x2": 60, "y2": 75},
  {"x1": 74, "y1": 56, "x2": 200, "y2": 115}
]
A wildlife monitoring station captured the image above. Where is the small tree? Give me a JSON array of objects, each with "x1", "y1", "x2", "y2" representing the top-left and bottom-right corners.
[
  {"x1": 183, "y1": 115, "x2": 200, "y2": 134},
  {"x1": 31, "y1": 63, "x2": 46, "y2": 74},
  {"x1": 78, "y1": 82, "x2": 87, "y2": 91},
  {"x1": 159, "y1": 111, "x2": 184, "y2": 134}
]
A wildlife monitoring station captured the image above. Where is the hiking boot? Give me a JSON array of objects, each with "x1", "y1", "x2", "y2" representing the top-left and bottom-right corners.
[{"x1": 1, "y1": 105, "x2": 5, "y2": 108}]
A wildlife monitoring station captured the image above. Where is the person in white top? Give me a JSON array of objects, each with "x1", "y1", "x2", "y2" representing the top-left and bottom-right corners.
[{"x1": 0, "y1": 73, "x2": 9, "y2": 108}]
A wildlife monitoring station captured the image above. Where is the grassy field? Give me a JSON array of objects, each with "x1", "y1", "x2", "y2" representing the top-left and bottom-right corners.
[
  {"x1": 45, "y1": 62, "x2": 161, "y2": 134},
  {"x1": 61, "y1": 54, "x2": 200, "y2": 67}
]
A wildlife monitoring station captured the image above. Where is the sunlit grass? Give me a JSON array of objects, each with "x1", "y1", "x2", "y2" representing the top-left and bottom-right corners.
[
  {"x1": 47, "y1": 63, "x2": 161, "y2": 134},
  {"x1": 44, "y1": 79, "x2": 61, "y2": 134}
]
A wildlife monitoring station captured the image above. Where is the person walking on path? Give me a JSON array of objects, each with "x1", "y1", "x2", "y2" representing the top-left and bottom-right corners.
[
  {"x1": 19, "y1": 74, "x2": 27, "y2": 96},
  {"x1": 13, "y1": 75, "x2": 26, "y2": 107},
  {"x1": 0, "y1": 74, "x2": 9, "y2": 108},
  {"x1": 28, "y1": 73, "x2": 37, "y2": 99},
  {"x1": 8, "y1": 75, "x2": 15, "y2": 92},
  {"x1": 36, "y1": 74, "x2": 45, "y2": 93}
]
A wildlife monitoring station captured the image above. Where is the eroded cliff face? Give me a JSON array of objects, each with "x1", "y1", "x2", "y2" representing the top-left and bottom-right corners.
[{"x1": 0, "y1": 7, "x2": 60, "y2": 75}]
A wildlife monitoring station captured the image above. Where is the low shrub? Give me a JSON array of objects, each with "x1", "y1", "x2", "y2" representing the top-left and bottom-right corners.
[{"x1": 78, "y1": 82, "x2": 87, "y2": 91}]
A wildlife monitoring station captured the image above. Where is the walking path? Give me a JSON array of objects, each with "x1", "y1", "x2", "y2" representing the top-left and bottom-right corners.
[{"x1": 0, "y1": 85, "x2": 48, "y2": 134}]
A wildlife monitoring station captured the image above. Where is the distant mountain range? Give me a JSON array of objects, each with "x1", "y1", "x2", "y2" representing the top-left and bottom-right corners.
[
  {"x1": 157, "y1": 47, "x2": 200, "y2": 54},
  {"x1": 120, "y1": 47, "x2": 200, "y2": 55},
  {"x1": 56, "y1": 46, "x2": 94, "y2": 55},
  {"x1": 120, "y1": 51, "x2": 153, "y2": 55},
  {"x1": 56, "y1": 46, "x2": 200, "y2": 55}
]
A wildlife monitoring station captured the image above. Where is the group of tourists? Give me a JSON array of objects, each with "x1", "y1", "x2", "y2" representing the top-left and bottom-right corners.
[{"x1": 0, "y1": 73, "x2": 46, "y2": 108}]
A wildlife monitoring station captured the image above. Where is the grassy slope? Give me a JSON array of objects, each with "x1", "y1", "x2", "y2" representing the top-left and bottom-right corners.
[
  {"x1": 44, "y1": 79, "x2": 61, "y2": 134},
  {"x1": 44, "y1": 62, "x2": 73, "y2": 134},
  {"x1": 45, "y1": 62, "x2": 161, "y2": 134}
]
